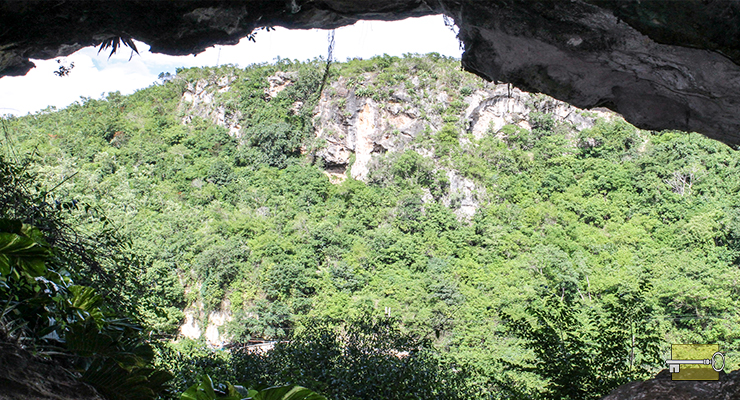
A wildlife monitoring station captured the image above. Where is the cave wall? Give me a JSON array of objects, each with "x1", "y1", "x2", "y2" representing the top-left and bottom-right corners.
[
  {"x1": 2, "y1": 0, "x2": 740, "y2": 146},
  {"x1": 449, "y1": 0, "x2": 740, "y2": 146}
]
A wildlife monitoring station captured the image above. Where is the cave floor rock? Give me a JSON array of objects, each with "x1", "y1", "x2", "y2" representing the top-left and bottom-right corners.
[
  {"x1": 602, "y1": 369, "x2": 740, "y2": 400},
  {"x1": 0, "y1": 341, "x2": 104, "y2": 400}
]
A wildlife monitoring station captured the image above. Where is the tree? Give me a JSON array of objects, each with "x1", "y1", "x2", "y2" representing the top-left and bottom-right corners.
[
  {"x1": 590, "y1": 279, "x2": 662, "y2": 392},
  {"x1": 0, "y1": 219, "x2": 172, "y2": 400},
  {"x1": 230, "y1": 317, "x2": 480, "y2": 400},
  {"x1": 238, "y1": 122, "x2": 302, "y2": 169},
  {"x1": 499, "y1": 283, "x2": 662, "y2": 400},
  {"x1": 499, "y1": 295, "x2": 594, "y2": 400}
]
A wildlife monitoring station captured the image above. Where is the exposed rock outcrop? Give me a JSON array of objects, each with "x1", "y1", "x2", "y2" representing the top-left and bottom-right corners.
[
  {"x1": 464, "y1": 85, "x2": 612, "y2": 138},
  {"x1": 308, "y1": 67, "x2": 613, "y2": 217},
  {"x1": 312, "y1": 72, "x2": 609, "y2": 177},
  {"x1": 602, "y1": 369, "x2": 740, "y2": 400},
  {"x1": 266, "y1": 71, "x2": 298, "y2": 99},
  {"x1": 313, "y1": 77, "x2": 424, "y2": 181},
  {"x1": 443, "y1": 170, "x2": 481, "y2": 220},
  {"x1": 181, "y1": 74, "x2": 242, "y2": 138},
  {"x1": 186, "y1": 65, "x2": 614, "y2": 219},
  {"x1": 2, "y1": 1, "x2": 740, "y2": 147},
  {"x1": 179, "y1": 301, "x2": 233, "y2": 347}
]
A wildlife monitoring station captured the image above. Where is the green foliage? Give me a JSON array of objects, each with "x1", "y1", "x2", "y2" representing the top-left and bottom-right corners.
[
  {"x1": 499, "y1": 281, "x2": 662, "y2": 400},
  {"x1": 0, "y1": 218, "x2": 51, "y2": 278},
  {"x1": 434, "y1": 123, "x2": 460, "y2": 157},
  {"x1": 501, "y1": 123, "x2": 533, "y2": 150},
  {"x1": 0, "y1": 154, "x2": 173, "y2": 399},
  {"x1": 228, "y1": 300, "x2": 293, "y2": 340},
  {"x1": 4, "y1": 53, "x2": 740, "y2": 399},
  {"x1": 184, "y1": 120, "x2": 236, "y2": 159},
  {"x1": 248, "y1": 385, "x2": 326, "y2": 400},
  {"x1": 500, "y1": 295, "x2": 595, "y2": 400},
  {"x1": 578, "y1": 119, "x2": 640, "y2": 159},
  {"x1": 179, "y1": 375, "x2": 326, "y2": 400},
  {"x1": 591, "y1": 279, "x2": 663, "y2": 390},
  {"x1": 230, "y1": 318, "x2": 481, "y2": 400},
  {"x1": 154, "y1": 338, "x2": 233, "y2": 394},
  {"x1": 437, "y1": 123, "x2": 459, "y2": 145},
  {"x1": 239, "y1": 122, "x2": 302, "y2": 169},
  {"x1": 0, "y1": 217, "x2": 172, "y2": 400},
  {"x1": 354, "y1": 86, "x2": 374, "y2": 98}
]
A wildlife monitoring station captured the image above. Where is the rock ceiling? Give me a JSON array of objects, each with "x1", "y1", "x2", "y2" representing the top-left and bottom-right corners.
[{"x1": 2, "y1": 0, "x2": 739, "y2": 147}]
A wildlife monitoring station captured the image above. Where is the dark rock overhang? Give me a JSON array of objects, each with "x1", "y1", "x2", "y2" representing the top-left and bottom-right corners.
[{"x1": 2, "y1": 0, "x2": 740, "y2": 147}]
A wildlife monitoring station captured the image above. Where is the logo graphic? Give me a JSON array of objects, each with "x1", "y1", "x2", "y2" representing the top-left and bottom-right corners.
[{"x1": 665, "y1": 344, "x2": 725, "y2": 381}]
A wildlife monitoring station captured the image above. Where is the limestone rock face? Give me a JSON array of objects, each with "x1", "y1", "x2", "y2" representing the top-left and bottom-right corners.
[
  {"x1": 179, "y1": 302, "x2": 233, "y2": 347},
  {"x1": 442, "y1": 170, "x2": 480, "y2": 220},
  {"x1": 181, "y1": 74, "x2": 242, "y2": 138},
  {"x1": 2, "y1": 1, "x2": 740, "y2": 147},
  {"x1": 309, "y1": 69, "x2": 610, "y2": 218},
  {"x1": 464, "y1": 85, "x2": 612, "y2": 139},
  {"x1": 183, "y1": 64, "x2": 614, "y2": 221},
  {"x1": 601, "y1": 369, "x2": 740, "y2": 400},
  {"x1": 312, "y1": 73, "x2": 607, "y2": 178},
  {"x1": 313, "y1": 76, "x2": 424, "y2": 181}
]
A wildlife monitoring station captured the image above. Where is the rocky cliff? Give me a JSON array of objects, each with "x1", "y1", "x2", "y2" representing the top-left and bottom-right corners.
[
  {"x1": 180, "y1": 62, "x2": 613, "y2": 222},
  {"x1": 313, "y1": 74, "x2": 610, "y2": 182},
  {"x1": 2, "y1": 1, "x2": 740, "y2": 147},
  {"x1": 174, "y1": 60, "x2": 619, "y2": 341}
]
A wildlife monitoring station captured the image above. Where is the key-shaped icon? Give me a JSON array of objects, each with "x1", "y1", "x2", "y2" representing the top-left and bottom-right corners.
[{"x1": 665, "y1": 351, "x2": 725, "y2": 373}]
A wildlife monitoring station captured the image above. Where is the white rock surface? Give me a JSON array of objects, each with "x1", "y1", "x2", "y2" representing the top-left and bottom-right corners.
[
  {"x1": 180, "y1": 75, "x2": 242, "y2": 138},
  {"x1": 179, "y1": 303, "x2": 232, "y2": 347},
  {"x1": 204, "y1": 310, "x2": 232, "y2": 347},
  {"x1": 443, "y1": 170, "x2": 483, "y2": 220},
  {"x1": 178, "y1": 71, "x2": 616, "y2": 222},
  {"x1": 179, "y1": 313, "x2": 201, "y2": 340}
]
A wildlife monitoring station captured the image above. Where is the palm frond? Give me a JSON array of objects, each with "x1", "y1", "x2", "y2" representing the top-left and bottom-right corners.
[{"x1": 98, "y1": 36, "x2": 140, "y2": 60}]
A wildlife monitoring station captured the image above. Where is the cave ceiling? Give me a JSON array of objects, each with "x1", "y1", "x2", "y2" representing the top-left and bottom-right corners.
[{"x1": 2, "y1": 0, "x2": 740, "y2": 147}]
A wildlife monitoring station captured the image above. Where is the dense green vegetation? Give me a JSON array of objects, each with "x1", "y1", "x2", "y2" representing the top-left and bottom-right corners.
[
  {"x1": 2, "y1": 53, "x2": 739, "y2": 399},
  {"x1": 162, "y1": 317, "x2": 478, "y2": 400},
  {"x1": 179, "y1": 375, "x2": 326, "y2": 400},
  {"x1": 0, "y1": 157, "x2": 172, "y2": 399}
]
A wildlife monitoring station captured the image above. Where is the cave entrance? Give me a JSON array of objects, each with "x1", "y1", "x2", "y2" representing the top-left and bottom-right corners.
[{"x1": 0, "y1": 16, "x2": 461, "y2": 117}]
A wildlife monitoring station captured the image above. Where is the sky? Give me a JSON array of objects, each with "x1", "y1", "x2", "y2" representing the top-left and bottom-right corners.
[{"x1": 0, "y1": 15, "x2": 461, "y2": 116}]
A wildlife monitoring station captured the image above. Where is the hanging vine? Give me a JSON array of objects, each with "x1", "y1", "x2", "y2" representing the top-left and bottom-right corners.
[{"x1": 316, "y1": 29, "x2": 335, "y2": 102}]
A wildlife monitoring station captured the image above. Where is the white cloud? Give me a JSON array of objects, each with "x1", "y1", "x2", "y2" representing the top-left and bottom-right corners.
[{"x1": 0, "y1": 15, "x2": 461, "y2": 116}]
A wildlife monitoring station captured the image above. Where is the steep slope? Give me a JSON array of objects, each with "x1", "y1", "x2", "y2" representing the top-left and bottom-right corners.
[
  {"x1": 176, "y1": 55, "x2": 611, "y2": 340},
  {"x1": 2, "y1": 1, "x2": 740, "y2": 147},
  {"x1": 171, "y1": 55, "x2": 620, "y2": 343},
  {"x1": 3, "y1": 54, "x2": 740, "y2": 397}
]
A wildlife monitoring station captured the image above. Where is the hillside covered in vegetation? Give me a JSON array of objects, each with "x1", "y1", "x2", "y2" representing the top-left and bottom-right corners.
[{"x1": 1, "y1": 54, "x2": 739, "y2": 399}]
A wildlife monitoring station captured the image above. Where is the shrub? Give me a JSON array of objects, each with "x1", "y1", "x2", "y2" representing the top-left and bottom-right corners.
[{"x1": 229, "y1": 318, "x2": 481, "y2": 400}]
